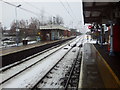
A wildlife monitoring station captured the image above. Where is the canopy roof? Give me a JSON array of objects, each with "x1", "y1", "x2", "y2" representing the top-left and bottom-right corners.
[
  {"x1": 82, "y1": 0, "x2": 120, "y2": 24},
  {"x1": 39, "y1": 25, "x2": 69, "y2": 31}
]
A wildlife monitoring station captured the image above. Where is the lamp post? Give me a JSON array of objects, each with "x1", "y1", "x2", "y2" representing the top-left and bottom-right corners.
[{"x1": 15, "y1": 4, "x2": 21, "y2": 46}]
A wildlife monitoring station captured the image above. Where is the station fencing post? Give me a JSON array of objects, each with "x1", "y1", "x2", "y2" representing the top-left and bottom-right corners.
[
  {"x1": 100, "y1": 24, "x2": 103, "y2": 47},
  {"x1": 109, "y1": 21, "x2": 115, "y2": 56},
  {"x1": 96, "y1": 24, "x2": 99, "y2": 44}
]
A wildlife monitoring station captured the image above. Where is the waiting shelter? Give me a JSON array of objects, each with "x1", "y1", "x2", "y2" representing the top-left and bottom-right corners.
[{"x1": 38, "y1": 25, "x2": 70, "y2": 41}]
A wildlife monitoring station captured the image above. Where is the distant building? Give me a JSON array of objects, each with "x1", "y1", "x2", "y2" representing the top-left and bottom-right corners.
[{"x1": 39, "y1": 25, "x2": 70, "y2": 41}]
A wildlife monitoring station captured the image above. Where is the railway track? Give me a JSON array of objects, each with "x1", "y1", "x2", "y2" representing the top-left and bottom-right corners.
[
  {"x1": 32, "y1": 37, "x2": 83, "y2": 89},
  {"x1": 1, "y1": 35, "x2": 84, "y2": 89},
  {"x1": 33, "y1": 46, "x2": 82, "y2": 89},
  {"x1": 64, "y1": 48, "x2": 82, "y2": 89},
  {"x1": 0, "y1": 37, "x2": 77, "y2": 72}
]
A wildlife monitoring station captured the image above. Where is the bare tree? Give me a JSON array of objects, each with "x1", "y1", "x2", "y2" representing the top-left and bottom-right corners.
[
  {"x1": 29, "y1": 17, "x2": 40, "y2": 29},
  {"x1": 10, "y1": 20, "x2": 28, "y2": 35},
  {"x1": 18, "y1": 19, "x2": 27, "y2": 29},
  {"x1": 47, "y1": 16, "x2": 53, "y2": 25},
  {"x1": 55, "y1": 15, "x2": 64, "y2": 25},
  {"x1": 10, "y1": 20, "x2": 16, "y2": 30},
  {"x1": 0, "y1": 22, "x2": 3, "y2": 36},
  {"x1": 0, "y1": 22, "x2": 2, "y2": 30},
  {"x1": 47, "y1": 15, "x2": 64, "y2": 25}
]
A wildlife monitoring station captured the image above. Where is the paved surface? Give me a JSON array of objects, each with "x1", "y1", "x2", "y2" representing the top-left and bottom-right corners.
[
  {"x1": 79, "y1": 43, "x2": 104, "y2": 88},
  {"x1": 94, "y1": 44, "x2": 120, "y2": 80}
]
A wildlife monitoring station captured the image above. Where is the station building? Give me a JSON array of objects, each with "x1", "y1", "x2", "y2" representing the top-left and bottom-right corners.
[{"x1": 38, "y1": 25, "x2": 71, "y2": 41}]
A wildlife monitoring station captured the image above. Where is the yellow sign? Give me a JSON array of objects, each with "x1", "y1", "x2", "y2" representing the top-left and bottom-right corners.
[{"x1": 38, "y1": 32, "x2": 40, "y2": 35}]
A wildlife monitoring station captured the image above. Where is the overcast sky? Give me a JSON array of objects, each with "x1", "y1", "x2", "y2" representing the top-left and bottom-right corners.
[{"x1": 0, "y1": 0, "x2": 90, "y2": 33}]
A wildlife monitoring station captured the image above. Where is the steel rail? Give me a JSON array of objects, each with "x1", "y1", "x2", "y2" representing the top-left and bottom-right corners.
[
  {"x1": 64, "y1": 48, "x2": 81, "y2": 89},
  {"x1": 31, "y1": 37, "x2": 82, "y2": 89}
]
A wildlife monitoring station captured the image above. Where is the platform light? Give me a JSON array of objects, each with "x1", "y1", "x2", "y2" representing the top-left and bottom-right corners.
[
  {"x1": 38, "y1": 32, "x2": 40, "y2": 35},
  {"x1": 88, "y1": 25, "x2": 92, "y2": 29}
]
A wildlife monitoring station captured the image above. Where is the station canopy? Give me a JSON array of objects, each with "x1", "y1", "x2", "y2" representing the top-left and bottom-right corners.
[
  {"x1": 82, "y1": 0, "x2": 120, "y2": 24},
  {"x1": 39, "y1": 25, "x2": 69, "y2": 31}
]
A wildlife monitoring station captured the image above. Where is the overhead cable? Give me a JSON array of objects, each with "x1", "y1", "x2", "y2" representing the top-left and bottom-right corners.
[{"x1": 0, "y1": 0, "x2": 39, "y2": 17}]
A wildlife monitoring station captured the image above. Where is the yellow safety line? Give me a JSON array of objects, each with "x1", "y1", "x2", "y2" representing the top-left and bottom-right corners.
[{"x1": 92, "y1": 44, "x2": 120, "y2": 86}]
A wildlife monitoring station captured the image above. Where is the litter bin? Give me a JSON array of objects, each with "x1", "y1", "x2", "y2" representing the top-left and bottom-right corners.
[{"x1": 22, "y1": 40, "x2": 28, "y2": 45}]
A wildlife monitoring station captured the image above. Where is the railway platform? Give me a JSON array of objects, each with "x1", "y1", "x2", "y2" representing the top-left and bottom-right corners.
[
  {"x1": 94, "y1": 44, "x2": 120, "y2": 88},
  {"x1": 79, "y1": 43, "x2": 120, "y2": 88},
  {"x1": 79, "y1": 43, "x2": 104, "y2": 88},
  {"x1": 0, "y1": 41, "x2": 50, "y2": 56}
]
